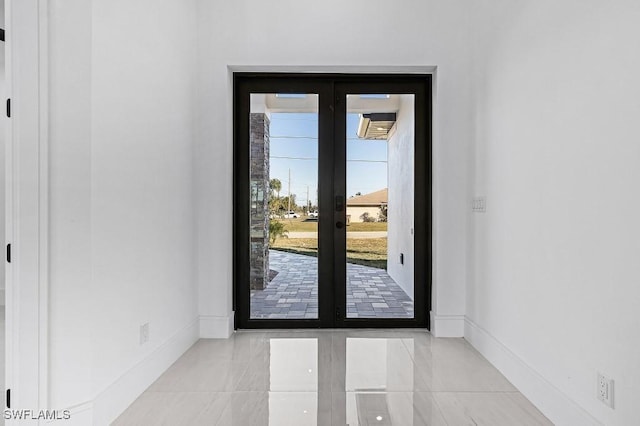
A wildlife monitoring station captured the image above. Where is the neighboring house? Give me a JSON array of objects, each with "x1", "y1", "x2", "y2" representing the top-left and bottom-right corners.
[{"x1": 346, "y1": 188, "x2": 388, "y2": 223}]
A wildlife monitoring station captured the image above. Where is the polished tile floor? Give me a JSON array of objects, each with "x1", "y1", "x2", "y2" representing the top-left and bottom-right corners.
[
  {"x1": 114, "y1": 330, "x2": 552, "y2": 425},
  {"x1": 250, "y1": 250, "x2": 414, "y2": 319}
]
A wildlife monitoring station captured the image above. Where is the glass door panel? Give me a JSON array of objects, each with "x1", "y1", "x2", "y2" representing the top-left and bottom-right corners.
[
  {"x1": 345, "y1": 94, "x2": 415, "y2": 319},
  {"x1": 249, "y1": 93, "x2": 319, "y2": 320},
  {"x1": 235, "y1": 74, "x2": 429, "y2": 329}
]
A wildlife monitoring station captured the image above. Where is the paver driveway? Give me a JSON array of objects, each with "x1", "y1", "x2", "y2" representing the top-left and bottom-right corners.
[{"x1": 250, "y1": 250, "x2": 414, "y2": 319}]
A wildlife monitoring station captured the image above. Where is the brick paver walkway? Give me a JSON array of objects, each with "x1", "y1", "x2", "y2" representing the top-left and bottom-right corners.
[{"x1": 250, "y1": 250, "x2": 414, "y2": 319}]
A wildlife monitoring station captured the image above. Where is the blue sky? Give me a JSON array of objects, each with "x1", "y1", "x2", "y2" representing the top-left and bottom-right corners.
[{"x1": 269, "y1": 112, "x2": 388, "y2": 207}]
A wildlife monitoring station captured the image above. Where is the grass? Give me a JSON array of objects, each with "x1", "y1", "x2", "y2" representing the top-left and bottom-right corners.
[
  {"x1": 273, "y1": 218, "x2": 387, "y2": 232},
  {"x1": 271, "y1": 237, "x2": 388, "y2": 269}
]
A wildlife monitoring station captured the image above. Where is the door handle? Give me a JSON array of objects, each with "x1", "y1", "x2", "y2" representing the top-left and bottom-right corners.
[{"x1": 336, "y1": 221, "x2": 345, "y2": 229}]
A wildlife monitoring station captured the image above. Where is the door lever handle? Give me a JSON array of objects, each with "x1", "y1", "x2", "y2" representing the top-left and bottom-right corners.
[{"x1": 336, "y1": 221, "x2": 345, "y2": 229}]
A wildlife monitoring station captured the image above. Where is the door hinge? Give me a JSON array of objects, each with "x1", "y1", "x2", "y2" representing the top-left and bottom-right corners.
[
  {"x1": 6, "y1": 388, "x2": 10, "y2": 409},
  {"x1": 6, "y1": 244, "x2": 10, "y2": 263},
  {"x1": 6, "y1": 98, "x2": 10, "y2": 118}
]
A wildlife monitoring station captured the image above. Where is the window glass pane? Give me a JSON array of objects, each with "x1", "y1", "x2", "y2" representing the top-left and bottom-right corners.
[
  {"x1": 249, "y1": 94, "x2": 319, "y2": 320},
  {"x1": 345, "y1": 94, "x2": 415, "y2": 319}
]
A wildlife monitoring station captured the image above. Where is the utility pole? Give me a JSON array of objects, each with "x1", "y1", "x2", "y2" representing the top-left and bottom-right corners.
[
  {"x1": 288, "y1": 168, "x2": 291, "y2": 213},
  {"x1": 306, "y1": 185, "x2": 310, "y2": 215}
]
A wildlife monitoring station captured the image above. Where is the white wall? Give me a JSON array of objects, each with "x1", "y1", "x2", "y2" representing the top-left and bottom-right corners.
[
  {"x1": 37, "y1": 1, "x2": 640, "y2": 424},
  {"x1": 0, "y1": 0, "x2": 5, "y2": 305},
  {"x1": 387, "y1": 95, "x2": 414, "y2": 300},
  {"x1": 20, "y1": 1, "x2": 640, "y2": 424},
  {"x1": 467, "y1": 1, "x2": 640, "y2": 425},
  {"x1": 195, "y1": 0, "x2": 473, "y2": 337},
  {"x1": 48, "y1": 0, "x2": 93, "y2": 414},
  {"x1": 47, "y1": 0, "x2": 199, "y2": 423}
]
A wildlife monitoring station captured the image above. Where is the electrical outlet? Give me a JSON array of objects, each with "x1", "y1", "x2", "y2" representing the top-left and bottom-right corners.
[
  {"x1": 597, "y1": 372, "x2": 614, "y2": 408},
  {"x1": 472, "y1": 196, "x2": 486, "y2": 213},
  {"x1": 140, "y1": 323, "x2": 149, "y2": 345}
]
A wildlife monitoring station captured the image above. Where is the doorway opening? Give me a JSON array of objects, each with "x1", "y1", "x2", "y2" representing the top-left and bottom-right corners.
[{"x1": 234, "y1": 74, "x2": 431, "y2": 329}]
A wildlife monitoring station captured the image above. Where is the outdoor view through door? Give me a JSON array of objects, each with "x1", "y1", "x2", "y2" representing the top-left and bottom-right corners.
[
  {"x1": 345, "y1": 94, "x2": 415, "y2": 319},
  {"x1": 249, "y1": 93, "x2": 320, "y2": 320},
  {"x1": 235, "y1": 75, "x2": 430, "y2": 328}
]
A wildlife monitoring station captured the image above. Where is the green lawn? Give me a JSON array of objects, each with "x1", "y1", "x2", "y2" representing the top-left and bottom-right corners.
[
  {"x1": 271, "y1": 237, "x2": 388, "y2": 269},
  {"x1": 273, "y1": 218, "x2": 387, "y2": 232}
]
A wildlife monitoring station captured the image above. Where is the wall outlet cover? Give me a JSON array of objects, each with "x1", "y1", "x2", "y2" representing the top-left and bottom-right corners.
[{"x1": 597, "y1": 372, "x2": 614, "y2": 408}]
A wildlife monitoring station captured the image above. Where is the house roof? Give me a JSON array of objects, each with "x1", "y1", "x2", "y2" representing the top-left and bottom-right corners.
[{"x1": 346, "y1": 188, "x2": 388, "y2": 206}]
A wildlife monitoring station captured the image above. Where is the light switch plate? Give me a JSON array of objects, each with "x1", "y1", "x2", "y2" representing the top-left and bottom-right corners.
[{"x1": 140, "y1": 323, "x2": 150, "y2": 345}]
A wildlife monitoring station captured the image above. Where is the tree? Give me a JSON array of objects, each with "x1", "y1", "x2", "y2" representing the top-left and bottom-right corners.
[
  {"x1": 377, "y1": 204, "x2": 388, "y2": 222},
  {"x1": 288, "y1": 194, "x2": 298, "y2": 210},
  {"x1": 270, "y1": 179, "x2": 282, "y2": 198},
  {"x1": 269, "y1": 179, "x2": 283, "y2": 215}
]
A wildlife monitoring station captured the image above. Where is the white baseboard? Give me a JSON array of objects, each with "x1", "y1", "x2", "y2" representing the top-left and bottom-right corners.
[
  {"x1": 91, "y1": 317, "x2": 199, "y2": 425},
  {"x1": 199, "y1": 313, "x2": 234, "y2": 338},
  {"x1": 464, "y1": 317, "x2": 601, "y2": 426},
  {"x1": 430, "y1": 312, "x2": 465, "y2": 337}
]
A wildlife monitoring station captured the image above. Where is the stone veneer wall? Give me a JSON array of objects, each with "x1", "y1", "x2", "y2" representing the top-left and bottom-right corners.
[{"x1": 249, "y1": 113, "x2": 270, "y2": 290}]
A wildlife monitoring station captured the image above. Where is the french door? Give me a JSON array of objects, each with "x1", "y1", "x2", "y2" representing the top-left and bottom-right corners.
[{"x1": 234, "y1": 74, "x2": 431, "y2": 329}]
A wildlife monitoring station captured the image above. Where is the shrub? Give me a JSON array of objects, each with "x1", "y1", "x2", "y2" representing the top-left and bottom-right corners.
[
  {"x1": 360, "y1": 212, "x2": 376, "y2": 223},
  {"x1": 269, "y1": 220, "x2": 289, "y2": 245}
]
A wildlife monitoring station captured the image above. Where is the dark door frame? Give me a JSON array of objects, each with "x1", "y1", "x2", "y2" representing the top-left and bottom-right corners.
[{"x1": 233, "y1": 73, "x2": 432, "y2": 330}]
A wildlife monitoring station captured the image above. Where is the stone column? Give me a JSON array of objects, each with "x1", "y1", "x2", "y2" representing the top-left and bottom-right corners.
[{"x1": 249, "y1": 113, "x2": 270, "y2": 290}]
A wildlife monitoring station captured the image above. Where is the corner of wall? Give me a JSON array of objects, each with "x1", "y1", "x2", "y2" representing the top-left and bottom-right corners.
[
  {"x1": 199, "y1": 313, "x2": 234, "y2": 338},
  {"x1": 464, "y1": 317, "x2": 602, "y2": 426},
  {"x1": 430, "y1": 312, "x2": 465, "y2": 337},
  {"x1": 91, "y1": 318, "x2": 199, "y2": 425}
]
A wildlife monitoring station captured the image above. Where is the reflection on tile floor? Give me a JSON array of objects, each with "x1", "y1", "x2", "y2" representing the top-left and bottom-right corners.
[
  {"x1": 250, "y1": 250, "x2": 414, "y2": 319},
  {"x1": 115, "y1": 330, "x2": 553, "y2": 426}
]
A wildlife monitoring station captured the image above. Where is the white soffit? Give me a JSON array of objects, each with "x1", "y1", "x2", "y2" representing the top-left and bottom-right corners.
[
  {"x1": 261, "y1": 94, "x2": 403, "y2": 114},
  {"x1": 265, "y1": 94, "x2": 319, "y2": 113}
]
